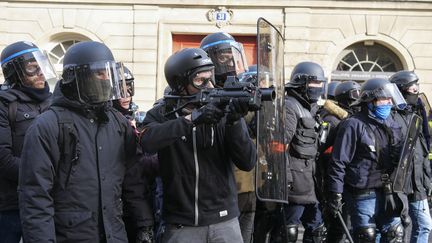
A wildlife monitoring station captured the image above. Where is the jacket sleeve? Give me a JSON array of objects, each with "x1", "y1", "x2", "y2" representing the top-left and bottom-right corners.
[
  {"x1": 0, "y1": 102, "x2": 20, "y2": 182},
  {"x1": 18, "y1": 113, "x2": 59, "y2": 243},
  {"x1": 122, "y1": 153, "x2": 155, "y2": 229},
  {"x1": 225, "y1": 118, "x2": 256, "y2": 172},
  {"x1": 140, "y1": 106, "x2": 192, "y2": 153},
  {"x1": 328, "y1": 119, "x2": 357, "y2": 193}
]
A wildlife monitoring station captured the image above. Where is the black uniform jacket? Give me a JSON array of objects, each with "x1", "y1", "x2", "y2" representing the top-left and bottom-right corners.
[
  {"x1": 140, "y1": 101, "x2": 256, "y2": 226},
  {"x1": 0, "y1": 88, "x2": 51, "y2": 211},
  {"x1": 18, "y1": 85, "x2": 141, "y2": 243}
]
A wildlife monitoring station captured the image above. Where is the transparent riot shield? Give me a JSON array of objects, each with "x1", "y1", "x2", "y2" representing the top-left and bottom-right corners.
[
  {"x1": 391, "y1": 113, "x2": 422, "y2": 193},
  {"x1": 255, "y1": 18, "x2": 288, "y2": 203}
]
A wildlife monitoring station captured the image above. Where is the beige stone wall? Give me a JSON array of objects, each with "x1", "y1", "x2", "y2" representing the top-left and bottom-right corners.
[{"x1": 1, "y1": 1, "x2": 432, "y2": 109}]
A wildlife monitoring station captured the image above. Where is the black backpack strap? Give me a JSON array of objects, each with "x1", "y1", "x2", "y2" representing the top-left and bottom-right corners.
[
  {"x1": 50, "y1": 106, "x2": 80, "y2": 187},
  {"x1": 8, "y1": 101, "x2": 17, "y2": 132},
  {"x1": 0, "y1": 91, "x2": 18, "y2": 132}
]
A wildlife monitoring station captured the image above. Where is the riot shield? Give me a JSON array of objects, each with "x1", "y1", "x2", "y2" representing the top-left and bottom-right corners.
[
  {"x1": 419, "y1": 93, "x2": 431, "y2": 119},
  {"x1": 392, "y1": 113, "x2": 422, "y2": 192},
  {"x1": 419, "y1": 92, "x2": 432, "y2": 159},
  {"x1": 255, "y1": 18, "x2": 288, "y2": 203}
]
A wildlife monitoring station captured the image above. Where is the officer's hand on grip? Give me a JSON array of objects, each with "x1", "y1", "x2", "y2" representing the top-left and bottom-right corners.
[
  {"x1": 226, "y1": 98, "x2": 249, "y2": 125},
  {"x1": 326, "y1": 192, "x2": 343, "y2": 217},
  {"x1": 191, "y1": 102, "x2": 224, "y2": 125},
  {"x1": 136, "y1": 226, "x2": 154, "y2": 243}
]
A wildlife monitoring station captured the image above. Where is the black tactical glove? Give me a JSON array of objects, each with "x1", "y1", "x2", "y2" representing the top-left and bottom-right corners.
[
  {"x1": 326, "y1": 192, "x2": 343, "y2": 217},
  {"x1": 136, "y1": 226, "x2": 154, "y2": 243},
  {"x1": 226, "y1": 98, "x2": 249, "y2": 125},
  {"x1": 382, "y1": 180, "x2": 399, "y2": 217},
  {"x1": 191, "y1": 102, "x2": 224, "y2": 125}
]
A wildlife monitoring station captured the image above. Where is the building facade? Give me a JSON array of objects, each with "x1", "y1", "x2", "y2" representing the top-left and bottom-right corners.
[{"x1": 1, "y1": 0, "x2": 432, "y2": 110}]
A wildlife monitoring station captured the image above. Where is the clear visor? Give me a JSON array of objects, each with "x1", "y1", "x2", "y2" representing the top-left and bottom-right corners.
[
  {"x1": 307, "y1": 79, "x2": 324, "y2": 88},
  {"x1": 116, "y1": 62, "x2": 133, "y2": 97},
  {"x1": 189, "y1": 68, "x2": 215, "y2": 90},
  {"x1": 348, "y1": 89, "x2": 360, "y2": 100},
  {"x1": 17, "y1": 50, "x2": 57, "y2": 83},
  {"x1": 405, "y1": 83, "x2": 419, "y2": 94},
  {"x1": 372, "y1": 83, "x2": 407, "y2": 110},
  {"x1": 74, "y1": 60, "x2": 126, "y2": 104},
  {"x1": 117, "y1": 63, "x2": 135, "y2": 97},
  {"x1": 208, "y1": 42, "x2": 248, "y2": 76}
]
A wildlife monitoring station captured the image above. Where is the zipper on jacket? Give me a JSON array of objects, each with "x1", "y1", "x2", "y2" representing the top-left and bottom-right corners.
[
  {"x1": 192, "y1": 126, "x2": 199, "y2": 226},
  {"x1": 211, "y1": 126, "x2": 214, "y2": 146}
]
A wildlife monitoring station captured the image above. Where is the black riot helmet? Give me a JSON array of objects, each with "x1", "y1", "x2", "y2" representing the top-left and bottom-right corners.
[
  {"x1": 238, "y1": 64, "x2": 273, "y2": 88},
  {"x1": 357, "y1": 77, "x2": 406, "y2": 109},
  {"x1": 389, "y1": 71, "x2": 419, "y2": 91},
  {"x1": 389, "y1": 71, "x2": 420, "y2": 105},
  {"x1": 286, "y1": 61, "x2": 326, "y2": 103},
  {"x1": 1, "y1": 41, "x2": 57, "y2": 87},
  {"x1": 61, "y1": 41, "x2": 126, "y2": 105},
  {"x1": 123, "y1": 65, "x2": 135, "y2": 97},
  {"x1": 200, "y1": 32, "x2": 248, "y2": 86},
  {"x1": 164, "y1": 48, "x2": 214, "y2": 94},
  {"x1": 326, "y1": 81, "x2": 341, "y2": 100},
  {"x1": 334, "y1": 80, "x2": 361, "y2": 107}
]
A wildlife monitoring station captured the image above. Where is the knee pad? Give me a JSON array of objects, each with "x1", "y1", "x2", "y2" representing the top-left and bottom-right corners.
[
  {"x1": 285, "y1": 224, "x2": 298, "y2": 243},
  {"x1": 303, "y1": 224, "x2": 327, "y2": 243},
  {"x1": 384, "y1": 223, "x2": 404, "y2": 243},
  {"x1": 270, "y1": 224, "x2": 298, "y2": 243},
  {"x1": 355, "y1": 226, "x2": 376, "y2": 243}
]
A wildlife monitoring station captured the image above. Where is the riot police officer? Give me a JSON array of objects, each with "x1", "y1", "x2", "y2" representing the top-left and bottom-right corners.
[
  {"x1": 280, "y1": 61, "x2": 327, "y2": 243},
  {"x1": 140, "y1": 48, "x2": 256, "y2": 243},
  {"x1": 327, "y1": 78, "x2": 407, "y2": 243},
  {"x1": 18, "y1": 41, "x2": 146, "y2": 243},
  {"x1": 200, "y1": 32, "x2": 248, "y2": 86},
  {"x1": 113, "y1": 65, "x2": 138, "y2": 121},
  {"x1": 326, "y1": 81, "x2": 341, "y2": 101},
  {"x1": 0, "y1": 41, "x2": 54, "y2": 243},
  {"x1": 390, "y1": 71, "x2": 432, "y2": 243},
  {"x1": 334, "y1": 81, "x2": 362, "y2": 115},
  {"x1": 318, "y1": 80, "x2": 361, "y2": 242}
]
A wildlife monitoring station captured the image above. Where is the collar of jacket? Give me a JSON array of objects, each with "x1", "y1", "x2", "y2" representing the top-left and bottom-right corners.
[
  {"x1": 286, "y1": 88, "x2": 312, "y2": 110},
  {"x1": 7, "y1": 88, "x2": 39, "y2": 103}
]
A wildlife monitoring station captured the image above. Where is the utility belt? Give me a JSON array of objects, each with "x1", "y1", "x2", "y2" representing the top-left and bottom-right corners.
[{"x1": 345, "y1": 185, "x2": 382, "y2": 196}]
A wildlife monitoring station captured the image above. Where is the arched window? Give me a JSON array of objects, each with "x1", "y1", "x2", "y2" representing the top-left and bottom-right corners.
[
  {"x1": 48, "y1": 40, "x2": 81, "y2": 70},
  {"x1": 332, "y1": 41, "x2": 404, "y2": 81},
  {"x1": 45, "y1": 35, "x2": 91, "y2": 72}
]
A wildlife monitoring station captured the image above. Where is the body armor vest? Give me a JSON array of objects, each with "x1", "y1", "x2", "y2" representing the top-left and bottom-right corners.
[{"x1": 286, "y1": 96, "x2": 319, "y2": 160}]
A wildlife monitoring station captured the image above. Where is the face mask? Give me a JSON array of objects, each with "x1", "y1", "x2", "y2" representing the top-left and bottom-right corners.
[
  {"x1": 80, "y1": 79, "x2": 112, "y2": 104},
  {"x1": 404, "y1": 93, "x2": 418, "y2": 106},
  {"x1": 307, "y1": 87, "x2": 323, "y2": 103},
  {"x1": 368, "y1": 103, "x2": 392, "y2": 120}
]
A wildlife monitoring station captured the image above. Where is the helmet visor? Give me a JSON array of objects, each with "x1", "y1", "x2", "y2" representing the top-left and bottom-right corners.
[
  {"x1": 6, "y1": 50, "x2": 58, "y2": 84},
  {"x1": 118, "y1": 62, "x2": 135, "y2": 97},
  {"x1": 116, "y1": 62, "x2": 132, "y2": 98},
  {"x1": 405, "y1": 83, "x2": 419, "y2": 94},
  {"x1": 348, "y1": 88, "x2": 360, "y2": 100},
  {"x1": 208, "y1": 41, "x2": 248, "y2": 77},
  {"x1": 74, "y1": 60, "x2": 125, "y2": 104},
  {"x1": 372, "y1": 83, "x2": 407, "y2": 110}
]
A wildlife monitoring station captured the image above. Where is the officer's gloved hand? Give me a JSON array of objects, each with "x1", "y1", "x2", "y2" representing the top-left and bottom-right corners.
[
  {"x1": 326, "y1": 192, "x2": 342, "y2": 217},
  {"x1": 191, "y1": 102, "x2": 224, "y2": 125},
  {"x1": 226, "y1": 98, "x2": 249, "y2": 125},
  {"x1": 136, "y1": 226, "x2": 154, "y2": 243}
]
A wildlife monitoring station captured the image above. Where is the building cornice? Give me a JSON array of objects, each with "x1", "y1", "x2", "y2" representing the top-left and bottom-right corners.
[{"x1": 4, "y1": 0, "x2": 432, "y2": 11}]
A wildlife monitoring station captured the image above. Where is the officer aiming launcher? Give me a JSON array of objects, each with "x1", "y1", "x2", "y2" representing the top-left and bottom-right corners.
[{"x1": 164, "y1": 76, "x2": 275, "y2": 115}]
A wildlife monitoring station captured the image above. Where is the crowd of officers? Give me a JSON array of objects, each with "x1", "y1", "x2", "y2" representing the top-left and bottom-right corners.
[{"x1": 0, "y1": 31, "x2": 431, "y2": 243}]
